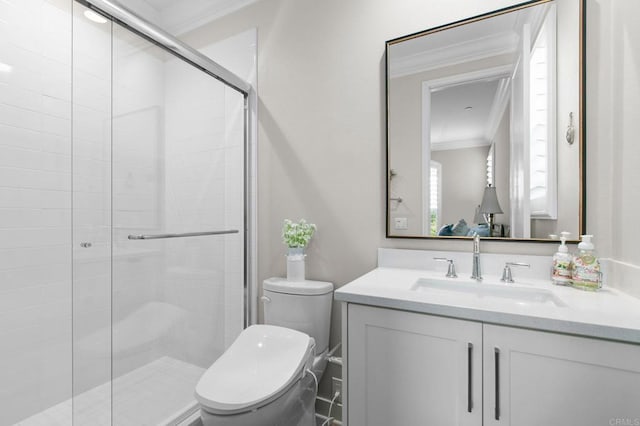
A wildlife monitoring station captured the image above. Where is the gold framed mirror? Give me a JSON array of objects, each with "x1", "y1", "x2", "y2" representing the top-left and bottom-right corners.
[{"x1": 386, "y1": 0, "x2": 585, "y2": 242}]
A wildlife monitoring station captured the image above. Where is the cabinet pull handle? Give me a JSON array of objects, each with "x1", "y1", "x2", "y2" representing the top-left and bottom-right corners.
[
  {"x1": 467, "y1": 342, "x2": 473, "y2": 413},
  {"x1": 494, "y1": 347, "x2": 501, "y2": 420}
]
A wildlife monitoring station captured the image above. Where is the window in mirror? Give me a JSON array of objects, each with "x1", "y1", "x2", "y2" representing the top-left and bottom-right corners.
[
  {"x1": 487, "y1": 144, "x2": 495, "y2": 186},
  {"x1": 529, "y1": 7, "x2": 557, "y2": 219},
  {"x1": 430, "y1": 161, "x2": 442, "y2": 236}
]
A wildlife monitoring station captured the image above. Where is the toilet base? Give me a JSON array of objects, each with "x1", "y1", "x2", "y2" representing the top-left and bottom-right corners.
[{"x1": 200, "y1": 373, "x2": 316, "y2": 426}]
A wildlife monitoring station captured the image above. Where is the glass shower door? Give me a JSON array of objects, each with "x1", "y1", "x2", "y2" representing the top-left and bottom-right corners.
[
  {"x1": 71, "y1": 2, "x2": 113, "y2": 425},
  {"x1": 110, "y1": 21, "x2": 245, "y2": 425}
]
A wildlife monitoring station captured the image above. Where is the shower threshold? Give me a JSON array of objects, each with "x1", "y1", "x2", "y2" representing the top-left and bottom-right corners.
[{"x1": 15, "y1": 357, "x2": 205, "y2": 426}]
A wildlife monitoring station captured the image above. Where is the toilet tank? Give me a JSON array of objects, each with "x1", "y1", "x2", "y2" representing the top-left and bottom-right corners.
[{"x1": 262, "y1": 278, "x2": 333, "y2": 354}]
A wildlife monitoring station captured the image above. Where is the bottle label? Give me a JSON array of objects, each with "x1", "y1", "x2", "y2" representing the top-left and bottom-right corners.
[
  {"x1": 572, "y1": 257, "x2": 601, "y2": 287},
  {"x1": 573, "y1": 266, "x2": 601, "y2": 284},
  {"x1": 552, "y1": 258, "x2": 572, "y2": 285}
]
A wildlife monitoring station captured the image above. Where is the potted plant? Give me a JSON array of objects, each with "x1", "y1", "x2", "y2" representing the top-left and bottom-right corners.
[{"x1": 282, "y1": 219, "x2": 316, "y2": 281}]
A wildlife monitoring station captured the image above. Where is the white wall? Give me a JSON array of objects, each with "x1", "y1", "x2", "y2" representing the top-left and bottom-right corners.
[{"x1": 587, "y1": 0, "x2": 640, "y2": 297}]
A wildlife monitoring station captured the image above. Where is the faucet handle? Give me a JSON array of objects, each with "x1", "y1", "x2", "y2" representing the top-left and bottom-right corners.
[
  {"x1": 501, "y1": 262, "x2": 530, "y2": 283},
  {"x1": 434, "y1": 257, "x2": 457, "y2": 278}
]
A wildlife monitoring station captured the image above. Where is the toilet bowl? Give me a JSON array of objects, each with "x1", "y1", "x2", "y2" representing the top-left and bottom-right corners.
[
  {"x1": 195, "y1": 325, "x2": 317, "y2": 426},
  {"x1": 195, "y1": 278, "x2": 334, "y2": 426}
]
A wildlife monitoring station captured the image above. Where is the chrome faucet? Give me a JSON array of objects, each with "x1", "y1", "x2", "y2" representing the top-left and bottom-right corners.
[
  {"x1": 471, "y1": 234, "x2": 482, "y2": 281},
  {"x1": 434, "y1": 257, "x2": 457, "y2": 278}
]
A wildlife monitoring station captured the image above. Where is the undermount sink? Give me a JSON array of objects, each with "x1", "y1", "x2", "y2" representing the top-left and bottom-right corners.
[{"x1": 410, "y1": 278, "x2": 567, "y2": 308}]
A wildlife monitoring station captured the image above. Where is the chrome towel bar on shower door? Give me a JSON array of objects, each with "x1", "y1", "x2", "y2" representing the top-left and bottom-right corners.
[{"x1": 127, "y1": 229, "x2": 239, "y2": 240}]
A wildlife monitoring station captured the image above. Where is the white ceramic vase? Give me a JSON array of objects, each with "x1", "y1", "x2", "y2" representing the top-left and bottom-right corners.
[{"x1": 286, "y1": 247, "x2": 306, "y2": 282}]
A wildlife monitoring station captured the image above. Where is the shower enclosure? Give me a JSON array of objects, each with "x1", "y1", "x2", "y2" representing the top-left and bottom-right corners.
[{"x1": 0, "y1": 0, "x2": 253, "y2": 424}]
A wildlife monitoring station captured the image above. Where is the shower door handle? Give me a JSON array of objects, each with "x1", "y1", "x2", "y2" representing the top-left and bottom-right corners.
[
  {"x1": 127, "y1": 229, "x2": 239, "y2": 240},
  {"x1": 80, "y1": 242, "x2": 92, "y2": 248}
]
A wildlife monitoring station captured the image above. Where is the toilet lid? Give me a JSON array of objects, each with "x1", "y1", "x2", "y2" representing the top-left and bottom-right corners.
[{"x1": 195, "y1": 324, "x2": 313, "y2": 414}]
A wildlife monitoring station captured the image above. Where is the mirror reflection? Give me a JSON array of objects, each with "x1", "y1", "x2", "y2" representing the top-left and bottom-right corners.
[{"x1": 386, "y1": 0, "x2": 583, "y2": 240}]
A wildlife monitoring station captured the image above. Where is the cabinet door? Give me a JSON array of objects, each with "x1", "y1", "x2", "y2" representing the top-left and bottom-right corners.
[
  {"x1": 347, "y1": 305, "x2": 482, "y2": 426},
  {"x1": 484, "y1": 324, "x2": 640, "y2": 426}
]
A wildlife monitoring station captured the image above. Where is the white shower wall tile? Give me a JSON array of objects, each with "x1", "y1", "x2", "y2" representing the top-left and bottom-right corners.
[
  {"x1": 0, "y1": 300, "x2": 70, "y2": 334},
  {"x1": 72, "y1": 276, "x2": 111, "y2": 316},
  {"x1": 0, "y1": 145, "x2": 70, "y2": 172},
  {"x1": 39, "y1": 3, "x2": 71, "y2": 59},
  {"x1": 73, "y1": 105, "x2": 111, "y2": 143},
  {"x1": 0, "y1": 281, "x2": 69, "y2": 315},
  {"x1": 167, "y1": 148, "x2": 228, "y2": 183},
  {"x1": 0, "y1": 84, "x2": 44, "y2": 115},
  {"x1": 0, "y1": 103, "x2": 41, "y2": 129},
  {"x1": 42, "y1": 114, "x2": 71, "y2": 138},
  {"x1": 0, "y1": 63, "x2": 70, "y2": 104},
  {"x1": 0, "y1": 245, "x2": 69, "y2": 271},
  {"x1": 0, "y1": 124, "x2": 43, "y2": 151},
  {"x1": 72, "y1": 207, "x2": 110, "y2": 229},
  {"x1": 41, "y1": 95, "x2": 72, "y2": 120},
  {"x1": 0, "y1": 227, "x2": 69, "y2": 250},
  {"x1": 74, "y1": 76, "x2": 111, "y2": 112},
  {"x1": 0, "y1": 208, "x2": 69, "y2": 230},
  {"x1": 72, "y1": 21, "x2": 111, "y2": 76},
  {"x1": 0, "y1": 166, "x2": 70, "y2": 192},
  {"x1": 0, "y1": 262, "x2": 69, "y2": 292},
  {"x1": 223, "y1": 270, "x2": 244, "y2": 349},
  {"x1": 72, "y1": 139, "x2": 107, "y2": 162},
  {"x1": 0, "y1": 187, "x2": 70, "y2": 208}
]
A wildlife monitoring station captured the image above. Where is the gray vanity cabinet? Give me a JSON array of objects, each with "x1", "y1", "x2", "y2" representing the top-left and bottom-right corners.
[{"x1": 345, "y1": 304, "x2": 640, "y2": 426}]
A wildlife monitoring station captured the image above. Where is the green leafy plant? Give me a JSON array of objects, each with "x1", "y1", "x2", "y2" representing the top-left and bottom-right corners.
[{"x1": 282, "y1": 219, "x2": 317, "y2": 248}]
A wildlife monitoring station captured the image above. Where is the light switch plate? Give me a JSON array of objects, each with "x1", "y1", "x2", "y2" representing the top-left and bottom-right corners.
[{"x1": 394, "y1": 217, "x2": 408, "y2": 230}]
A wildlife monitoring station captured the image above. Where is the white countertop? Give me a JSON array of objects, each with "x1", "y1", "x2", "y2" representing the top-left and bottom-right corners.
[{"x1": 335, "y1": 266, "x2": 640, "y2": 344}]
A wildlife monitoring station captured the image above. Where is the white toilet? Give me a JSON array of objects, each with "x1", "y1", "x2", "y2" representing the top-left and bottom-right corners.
[{"x1": 195, "y1": 278, "x2": 334, "y2": 426}]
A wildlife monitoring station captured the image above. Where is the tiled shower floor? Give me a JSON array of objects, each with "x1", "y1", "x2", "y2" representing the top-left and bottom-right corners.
[{"x1": 14, "y1": 357, "x2": 205, "y2": 426}]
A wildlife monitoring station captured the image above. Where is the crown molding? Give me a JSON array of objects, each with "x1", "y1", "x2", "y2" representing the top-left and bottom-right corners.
[
  {"x1": 431, "y1": 138, "x2": 491, "y2": 151},
  {"x1": 160, "y1": 0, "x2": 260, "y2": 35},
  {"x1": 390, "y1": 32, "x2": 518, "y2": 79}
]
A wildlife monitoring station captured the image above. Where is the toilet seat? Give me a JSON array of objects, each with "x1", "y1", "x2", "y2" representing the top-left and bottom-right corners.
[{"x1": 195, "y1": 325, "x2": 314, "y2": 415}]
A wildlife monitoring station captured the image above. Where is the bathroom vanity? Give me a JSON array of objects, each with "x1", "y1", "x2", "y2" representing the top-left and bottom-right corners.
[{"x1": 335, "y1": 249, "x2": 640, "y2": 426}]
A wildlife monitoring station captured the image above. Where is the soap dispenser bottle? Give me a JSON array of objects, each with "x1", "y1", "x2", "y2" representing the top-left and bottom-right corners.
[
  {"x1": 572, "y1": 235, "x2": 602, "y2": 291},
  {"x1": 552, "y1": 232, "x2": 572, "y2": 286}
]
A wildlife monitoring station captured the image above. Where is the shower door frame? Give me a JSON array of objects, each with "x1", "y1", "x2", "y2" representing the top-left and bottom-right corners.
[{"x1": 75, "y1": 0, "x2": 256, "y2": 329}]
